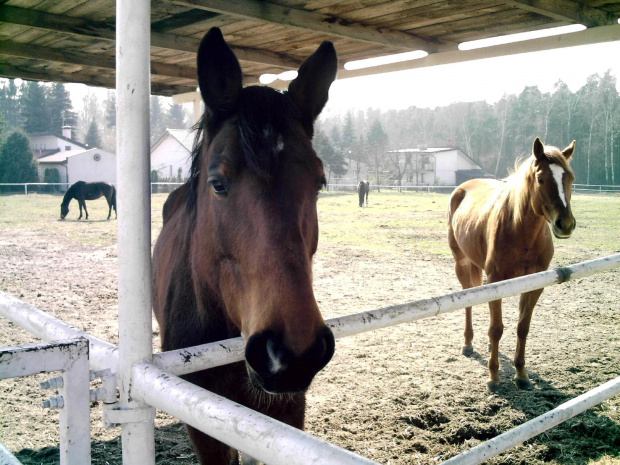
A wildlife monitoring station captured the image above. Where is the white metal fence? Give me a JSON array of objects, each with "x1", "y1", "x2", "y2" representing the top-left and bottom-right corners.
[
  {"x1": 1, "y1": 2, "x2": 619, "y2": 464},
  {"x1": 2, "y1": 253, "x2": 619, "y2": 464}
]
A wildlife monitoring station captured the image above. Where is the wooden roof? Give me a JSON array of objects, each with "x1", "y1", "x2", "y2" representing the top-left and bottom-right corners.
[{"x1": 1, "y1": 0, "x2": 619, "y2": 97}]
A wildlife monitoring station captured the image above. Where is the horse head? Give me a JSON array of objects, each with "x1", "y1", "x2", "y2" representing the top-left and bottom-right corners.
[
  {"x1": 191, "y1": 28, "x2": 337, "y2": 394},
  {"x1": 531, "y1": 137, "x2": 576, "y2": 239}
]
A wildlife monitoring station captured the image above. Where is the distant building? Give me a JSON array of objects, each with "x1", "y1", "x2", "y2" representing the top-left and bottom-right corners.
[
  {"x1": 38, "y1": 148, "x2": 117, "y2": 189},
  {"x1": 28, "y1": 126, "x2": 88, "y2": 160},
  {"x1": 150, "y1": 128, "x2": 194, "y2": 181},
  {"x1": 28, "y1": 127, "x2": 116, "y2": 190},
  {"x1": 387, "y1": 147, "x2": 490, "y2": 186}
]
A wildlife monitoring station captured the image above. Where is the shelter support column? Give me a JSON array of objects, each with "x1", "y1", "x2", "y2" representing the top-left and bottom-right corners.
[{"x1": 115, "y1": 0, "x2": 155, "y2": 463}]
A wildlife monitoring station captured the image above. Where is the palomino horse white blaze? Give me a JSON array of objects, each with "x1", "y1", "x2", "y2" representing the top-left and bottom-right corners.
[{"x1": 448, "y1": 137, "x2": 576, "y2": 391}]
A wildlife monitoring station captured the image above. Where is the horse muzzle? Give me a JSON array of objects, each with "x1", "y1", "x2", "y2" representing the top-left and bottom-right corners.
[
  {"x1": 244, "y1": 326, "x2": 335, "y2": 394},
  {"x1": 552, "y1": 215, "x2": 576, "y2": 239}
]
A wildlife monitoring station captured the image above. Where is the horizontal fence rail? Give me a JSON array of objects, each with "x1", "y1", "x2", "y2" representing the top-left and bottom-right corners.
[
  {"x1": 132, "y1": 362, "x2": 380, "y2": 465},
  {"x1": 0, "y1": 292, "x2": 118, "y2": 372},
  {"x1": 153, "y1": 253, "x2": 620, "y2": 375},
  {"x1": 442, "y1": 375, "x2": 620, "y2": 465}
]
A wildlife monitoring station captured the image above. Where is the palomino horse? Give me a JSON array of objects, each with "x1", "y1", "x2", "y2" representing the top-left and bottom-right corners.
[
  {"x1": 152, "y1": 28, "x2": 338, "y2": 464},
  {"x1": 358, "y1": 180, "x2": 369, "y2": 207},
  {"x1": 60, "y1": 181, "x2": 117, "y2": 220},
  {"x1": 448, "y1": 138, "x2": 576, "y2": 391}
]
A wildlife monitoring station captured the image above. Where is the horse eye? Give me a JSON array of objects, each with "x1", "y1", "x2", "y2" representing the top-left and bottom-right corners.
[
  {"x1": 537, "y1": 177, "x2": 544, "y2": 185},
  {"x1": 209, "y1": 179, "x2": 228, "y2": 196}
]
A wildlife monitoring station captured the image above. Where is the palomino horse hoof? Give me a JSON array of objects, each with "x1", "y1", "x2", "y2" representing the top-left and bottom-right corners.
[
  {"x1": 462, "y1": 346, "x2": 474, "y2": 356},
  {"x1": 515, "y1": 378, "x2": 533, "y2": 390},
  {"x1": 487, "y1": 380, "x2": 501, "y2": 393}
]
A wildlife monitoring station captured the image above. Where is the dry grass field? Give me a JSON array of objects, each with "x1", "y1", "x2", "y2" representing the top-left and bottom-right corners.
[{"x1": 0, "y1": 190, "x2": 619, "y2": 464}]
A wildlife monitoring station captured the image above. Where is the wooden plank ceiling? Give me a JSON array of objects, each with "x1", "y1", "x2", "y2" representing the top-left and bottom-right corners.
[{"x1": 0, "y1": 0, "x2": 619, "y2": 96}]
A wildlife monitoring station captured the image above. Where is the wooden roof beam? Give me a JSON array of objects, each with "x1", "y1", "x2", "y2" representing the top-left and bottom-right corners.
[
  {"x1": 0, "y1": 41, "x2": 198, "y2": 80},
  {"x1": 0, "y1": 5, "x2": 300, "y2": 69},
  {"x1": 169, "y1": 0, "x2": 450, "y2": 52},
  {"x1": 0, "y1": 63, "x2": 191, "y2": 95},
  {"x1": 505, "y1": 0, "x2": 618, "y2": 27}
]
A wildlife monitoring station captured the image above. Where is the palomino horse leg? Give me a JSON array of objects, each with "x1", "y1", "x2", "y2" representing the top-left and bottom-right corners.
[
  {"x1": 453, "y1": 260, "x2": 481, "y2": 356},
  {"x1": 487, "y1": 299, "x2": 504, "y2": 392},
  {"x1": 514, "y1": 288, "x2": 543, "y2": 389}
]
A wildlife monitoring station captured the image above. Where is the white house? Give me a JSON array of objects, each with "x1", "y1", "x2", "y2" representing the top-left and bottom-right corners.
[
  {"x1": 28, "y1": 126, "x2": 88, "y2": 160},
  {"x1": 388, "y1": 147, "x2": 488, "y2": 186},
  {"x1": 38, "y1": 148, "x2": 117, "y2": 189},
  {"x1": 150, "y1": 128, "x2": 194, "y2": 181}
]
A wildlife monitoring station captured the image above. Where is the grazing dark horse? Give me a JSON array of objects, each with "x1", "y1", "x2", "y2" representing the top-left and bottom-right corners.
[
  {"x1": 152, "y1": 28, "x2": 337, "y2": 465},
  {"x1": 60, "y1": 181, "x2": 117, "y2": 220},
  {"x1": 358, "y1": 180, "x2": 369, "y2": 207},
  {"x1": 448, "y1": 138, "x2": 576, "y2": 391}
]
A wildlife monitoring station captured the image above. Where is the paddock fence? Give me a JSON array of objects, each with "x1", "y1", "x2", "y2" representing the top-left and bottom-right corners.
[
  {"x1": 2, "y1": 182, "x2": 620, "y2": 196},
  {"x1": 1, "y1": 253, "x2": 619, "y2": 464}
]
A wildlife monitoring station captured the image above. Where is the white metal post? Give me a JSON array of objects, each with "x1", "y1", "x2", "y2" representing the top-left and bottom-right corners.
[
  {"x1": 115, "y1": 0, "x2": 155, "y2": 463},
  {"x1": 0, "y1": 339, "x2": 91, "y2": 465}
]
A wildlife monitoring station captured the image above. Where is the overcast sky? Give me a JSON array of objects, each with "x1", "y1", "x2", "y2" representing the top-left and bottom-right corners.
[{"x1": 322, "y1": 40, "x2": 620, "y2": 116}]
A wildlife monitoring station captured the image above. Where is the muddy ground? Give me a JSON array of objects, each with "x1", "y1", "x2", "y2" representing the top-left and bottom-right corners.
[{"x1": 0, "y1": 191, "x2": 619, "y2": 465}]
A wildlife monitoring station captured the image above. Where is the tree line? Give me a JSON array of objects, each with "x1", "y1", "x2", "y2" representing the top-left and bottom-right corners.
[
  {"x1": 1, "y1": 73, "x2": 618, "y2": 187},
  {"x1": 317, "y1": 71, "x2": 620, "y2": 187}
]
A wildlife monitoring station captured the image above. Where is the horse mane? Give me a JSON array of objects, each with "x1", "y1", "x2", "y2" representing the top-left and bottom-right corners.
[
  {"x1": 186, "y1": 86, "x2": 299, "y2": 212},
  {"x1": 503, "y1": 144, "x2": 574, "y2": 229}
]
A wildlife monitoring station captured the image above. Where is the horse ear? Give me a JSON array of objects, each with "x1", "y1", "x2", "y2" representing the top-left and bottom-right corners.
[
  {"x1": 197, "y1": 28, "x2": 243, "y2": 120},
  {"x1": 287, "y1": 41, "x2": 338, "y2": 131},
  {"x1": 532, "y1": 137, "x2": 546, "y2": 162},
  {"x1": 562, "y1": 140, "x2": 576, "y2": 160}
]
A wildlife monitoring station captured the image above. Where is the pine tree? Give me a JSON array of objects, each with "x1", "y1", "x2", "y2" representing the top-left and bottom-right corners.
[
  {"x1": 0, "y1": 79, "x2": 23, "y2": 130},
  {"x1": 104, "y1": 91, "x2": 116, "y2": 128},
  {"x1": 168, "y1": 103, "x2": 186, "y2": 128},
  {"x1": 85, "y1": 120, "x2": 101, "y2": 148},
  {"x1": 150, "y1": 96, "x2": 167, "y2": 143},
  {"x1": 314, "y1": 130, "x2": 347, "y2": 185},
  {"x1": 47, "y1": 83, "x2": 75, "y2": 134},
  {"x1": 0, "y1": 131, "x2": 39, "y2": 185},
  {"x1": 367, "y1": 120, "x2": 388, "y2": 185},
  {"x1": 20, "y1": 81, "x2": 49, "y2": 133}
]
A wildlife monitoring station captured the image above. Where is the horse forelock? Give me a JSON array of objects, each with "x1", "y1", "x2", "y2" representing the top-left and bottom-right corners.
[{"x1": 544, "y1": 145, "x2": 574, "y2": 177}]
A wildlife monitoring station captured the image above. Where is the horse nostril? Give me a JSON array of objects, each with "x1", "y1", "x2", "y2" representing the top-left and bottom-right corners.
[
  {"x1": 555, "y1": 218, "x2": 563, "y2": 230},
  {"x1": 245, "y1": 326, "x2": 335, "y2": 393}
]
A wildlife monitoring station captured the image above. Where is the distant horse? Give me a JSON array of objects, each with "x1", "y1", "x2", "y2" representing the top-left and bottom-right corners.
[
  {"x1": 60, "y1": 181, "x2": 117, "y2": 220},
  {"x1": 152, "y1": 28, "x2": 338, "y2": 465},
  {"x1": 448, "y1": 138, "x2": 576, "y2": 391},
  {"x1": 358, "y1": 180, "x2": 369, "y2": 207}
]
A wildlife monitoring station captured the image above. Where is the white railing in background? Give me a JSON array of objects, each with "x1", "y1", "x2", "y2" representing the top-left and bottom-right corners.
[{"x1": 1, "y1": 182, "x2": 619, "y2": 195}]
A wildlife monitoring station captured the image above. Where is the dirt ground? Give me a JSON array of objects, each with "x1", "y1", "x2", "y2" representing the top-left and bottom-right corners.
[{"x1": 0, "y1": 191, "x2": 619, "y2": 465}]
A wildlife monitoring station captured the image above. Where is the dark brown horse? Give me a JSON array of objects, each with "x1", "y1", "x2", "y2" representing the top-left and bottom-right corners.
[
  {"x1": 448, "y1": 138, "x2": 576, "y2": 392},
  {"x1": 152, "y1": 28, "x2": 337, "y2": 464},
  {"x1": 60, "y1": 181, "x2": 117, "y2": 220},
  {"x1": 358, "y1": 180, "x2": 369, "y2": 207}
]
